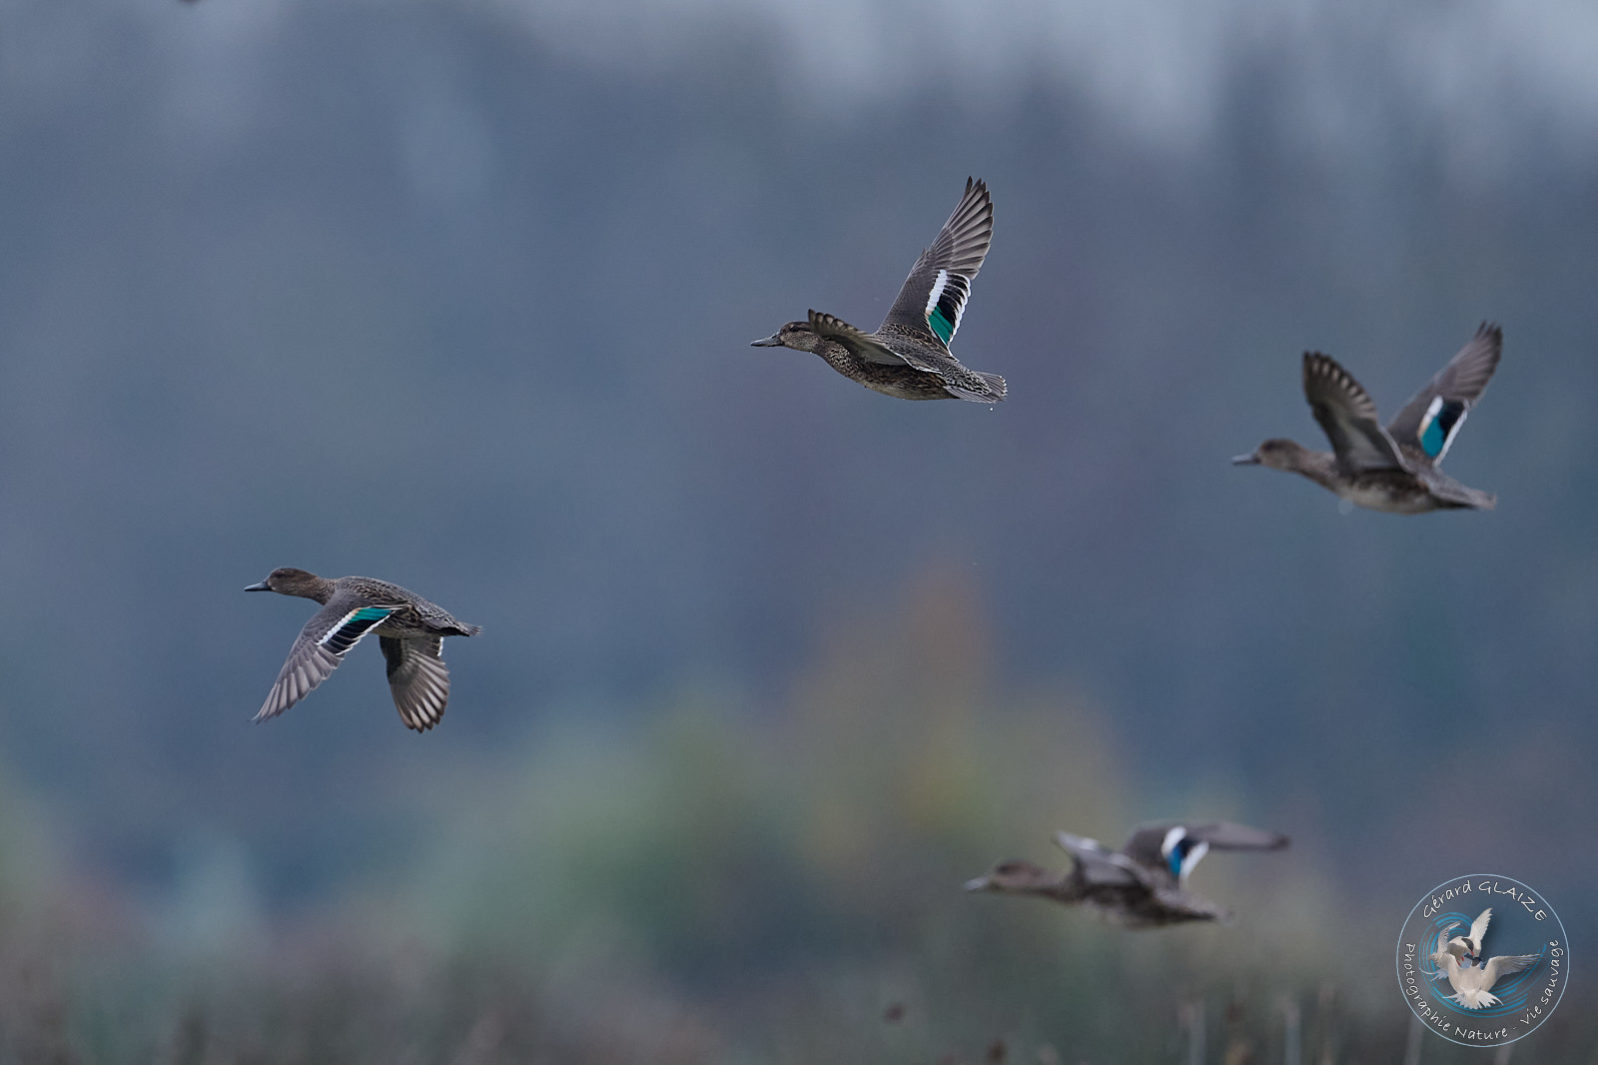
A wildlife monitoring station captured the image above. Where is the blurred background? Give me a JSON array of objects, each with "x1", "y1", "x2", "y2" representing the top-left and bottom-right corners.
[{"x1": 1, "y1": 0, "x2": 1595, "y2": 1059}]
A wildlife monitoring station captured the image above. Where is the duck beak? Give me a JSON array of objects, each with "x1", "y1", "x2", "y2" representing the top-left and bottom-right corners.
[
  {"x1": 750, "y1": 333, "x2": 783, "y2": 347},
  {"x1": 244, "y1": 580, "x2": 271, "y2": 592},
  {"x1": 1230, "y1": 452, "x2": 1260, "y2": 465},
  {"x1": 963, "y1": 876, "x2": 992, "y2": 893}
]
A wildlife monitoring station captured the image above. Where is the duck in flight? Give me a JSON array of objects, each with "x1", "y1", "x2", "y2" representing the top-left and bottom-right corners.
[
  {"x1": 751, "y1": 177, "x2": 1006, "y2": 403},
  {"x1": 965, "y1": 820, "x2": 1289, "y2": 928},
  {"x1": 246, "y1": 568, "x2": 480, "y2": 732},
  {"x1": 1233, "y1": 323, "x2": 1502, "y2": 513}
]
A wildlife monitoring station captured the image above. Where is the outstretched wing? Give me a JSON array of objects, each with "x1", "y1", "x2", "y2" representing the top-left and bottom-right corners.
[
  {"x1": 254, "y1": 605, "x2": 394, "y2": 721},
  {"x1": 1176, "y1": 822, "x2": 1290, "y2": 852},
  {"x1": 1386, "y1": 323, "x2": 1502, "y2": 466},
  {"x1": 1117, "y1": 820, "x2": 1289, "y2": 887},
  {"x1": 1120, "y1": 821, "x2": 1289, "y2": 861},
  {"x1": 380, "y1": 636, "x2": 451, "y2": 732},
  {"x1": 880, "y1": 177, "x2": 993, "y2": 348},
  {"x1": 1302, "y1": 353, "x2": 1409, "y2": 472}
]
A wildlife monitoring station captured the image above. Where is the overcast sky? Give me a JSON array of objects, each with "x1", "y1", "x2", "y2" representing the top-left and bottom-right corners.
[{"x1": 40, "y1": 0, "x2": 1578, "y2": 155}]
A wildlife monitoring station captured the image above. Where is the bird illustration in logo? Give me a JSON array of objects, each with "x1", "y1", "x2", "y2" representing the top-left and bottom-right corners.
[
  {"x1": 1428, "y1": 907, "x2": 1541, "y2": 1009},
  {"x1": 1447, "y1": 908, "x2": 1494, "y2": 963}
]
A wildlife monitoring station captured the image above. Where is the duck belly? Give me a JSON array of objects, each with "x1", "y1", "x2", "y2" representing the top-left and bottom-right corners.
[
  {"x1": 816, "y1": 348, "x2": 953, "y2": 400},
  {"x1": 849, "y1": 363, "x2": 954, "y2": 400},
  {"x1": 1339, "y1": 479, "x2": 1437, "y2": 514}
]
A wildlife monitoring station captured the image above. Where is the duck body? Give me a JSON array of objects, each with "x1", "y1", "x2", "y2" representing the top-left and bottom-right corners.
[
  {"x1": 1255, "y1": 442, "x2": 1493, "y2": 514},
  {"x1": 1075, "y1": 871, "x2": 1231, "y2": 929},
  {"x1": 961, "y1": 858, "x2": 1223, "y2": 928},
  {"x1": 1337, "y1": 470, "x2": 1473, "y2": 515},
  {"x1": 246, "y1": 567, "x2": 480, "y2": 732},
  {"x1": 318, "y1": 575, "x2": 477, "y2": 641},
  {"x1": 757, "y1": 312, "x2": 1004, "y2": 401},
  {"x1": 763, "y1": 322, "x2": 960, "y2": 400},
  {"x1": 819, "y1": 357, "x2": 963, "y2": 401}
]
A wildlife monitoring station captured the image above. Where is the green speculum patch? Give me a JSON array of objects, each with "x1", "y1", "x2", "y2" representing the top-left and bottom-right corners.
[
  {"x1": 351, "y1": 607, "x2": 393, "y2": 622},
  {"x1": 1420, "y1": 401, "x2": 1464, "y2": 458},
  {"x1": 928, "y1": 307, "x2": 955, "y2": 344},
  {"x1": 1420, "y1": 420, "x2": 1446, "y2": 457}
]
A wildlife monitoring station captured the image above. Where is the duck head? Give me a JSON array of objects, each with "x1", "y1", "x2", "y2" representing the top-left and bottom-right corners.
[
  {"x1": 751, "y1": 320, "x2": 823, "y2": 353},
  {"x1": 245, "y1": 567, "x2": 331, "y2": 601},
  {"x1": 1232, "y1": 437, "x2": 1312, "y2": 471}
]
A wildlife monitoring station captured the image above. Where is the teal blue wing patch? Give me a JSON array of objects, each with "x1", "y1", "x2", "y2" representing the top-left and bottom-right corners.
[
  {"x1": 1417, "y1": 396, "x2": 1468, "y2": 460},
  {"x1": 318, "y1": 606, "x2": 394, "y2": 656},
  {"x1": 923, "y1": 268, "x2": 970, "y2": 347}
]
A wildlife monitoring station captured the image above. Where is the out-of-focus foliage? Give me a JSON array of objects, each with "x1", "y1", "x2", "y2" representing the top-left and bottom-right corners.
[{"x1": 1, "y1": 579, "x2": 1589, "y2": 1061}]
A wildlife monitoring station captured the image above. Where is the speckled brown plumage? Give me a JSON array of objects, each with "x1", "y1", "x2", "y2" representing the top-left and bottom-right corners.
[
  {"x1": 752, "y1": 178, "x2": 1007, "y2": 403},
  {"x1": 245, "y1": 567, "x2": 480, "y2": 732}
]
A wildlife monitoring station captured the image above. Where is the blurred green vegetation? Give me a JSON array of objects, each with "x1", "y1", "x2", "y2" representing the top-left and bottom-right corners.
[{"x1": 1, "y1": 578, "x2": 1586, "y2": 1062}]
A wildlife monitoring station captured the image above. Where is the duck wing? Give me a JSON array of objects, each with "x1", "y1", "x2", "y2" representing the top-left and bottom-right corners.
[
  {"x1": 1053, "y1": 832, "x2": 1144, "y2": 887},
  {"x1": 254, "y1": 603, "x2": 397, "y2": 721},
  {"x1": 1118, "y1": 821, "x2": 1289, "y2": 881},
  {"x1": 1301, "y1": 353, "x2": 1409, "y2": 472},
  {"x1": 1178, "y1": 822, "x2": 1291, "y2": 852},
  {"x1": 880, "y1": 177, "x2": 993, "y2": 348},
  {"x1": 1386, "y1": 323, "x2": 1502, "y2": 466},
  {"x1": 380, "y1": 635, "x2": 451, "y2": 732},
  {"x1": 808, "y1": 310, "x2": 907, "y2": 367}
]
